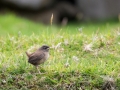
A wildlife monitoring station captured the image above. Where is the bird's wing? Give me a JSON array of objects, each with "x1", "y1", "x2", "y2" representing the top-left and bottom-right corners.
[{"x1": 28, "y1": 52, "x2": 45, "y2": 65}]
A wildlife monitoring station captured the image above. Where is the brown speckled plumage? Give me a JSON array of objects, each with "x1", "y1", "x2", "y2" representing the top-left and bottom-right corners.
[{"x1": 26, "y1": 45, "x2": 50, "y2": 73}]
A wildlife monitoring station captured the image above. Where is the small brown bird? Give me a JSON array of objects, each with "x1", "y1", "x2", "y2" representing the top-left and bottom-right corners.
[{"x1": 26, "y1": 45, "x2": 50, "y2": 73}]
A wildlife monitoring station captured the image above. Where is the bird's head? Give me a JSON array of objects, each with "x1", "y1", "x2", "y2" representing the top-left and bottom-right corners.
[{"x1": 40, "y1": 45, "x2": 50, "y2": 51}]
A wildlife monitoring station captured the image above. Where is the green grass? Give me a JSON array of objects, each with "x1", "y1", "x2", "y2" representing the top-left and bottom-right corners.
[
  {"x1": 0, "y1": 14, "x2": 120, "y2": 89},
  {"x1": 0, "y1": 14, "x2": 120, "y2": 36}
]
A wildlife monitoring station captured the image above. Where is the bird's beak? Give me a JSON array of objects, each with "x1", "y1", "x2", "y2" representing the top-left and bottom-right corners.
[{"x1": 49, "y1": 47, "x2": 53, "y2": 49}]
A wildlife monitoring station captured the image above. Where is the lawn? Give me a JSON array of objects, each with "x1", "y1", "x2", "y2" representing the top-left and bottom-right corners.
[{"x1": 0, "y1": 14, "x2": 120, "y2": 89}]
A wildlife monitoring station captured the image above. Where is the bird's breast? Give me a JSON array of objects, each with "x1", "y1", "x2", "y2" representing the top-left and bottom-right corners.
[{"x1": 44, "y1": 52, "x2": 49, "y2": 60}]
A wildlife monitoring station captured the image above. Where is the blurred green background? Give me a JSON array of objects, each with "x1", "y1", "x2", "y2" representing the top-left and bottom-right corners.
[{"x1": 0, "y1": 14, "x2": 120, "y2": 36}]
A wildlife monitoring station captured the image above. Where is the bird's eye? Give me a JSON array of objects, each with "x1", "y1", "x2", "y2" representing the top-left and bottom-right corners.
[
  {"x1": 44, "y1": 46, "x2": 47, "y2": 49},
  {"x1": 42, "y1": 46, "x2": 49, "y2": 50}
]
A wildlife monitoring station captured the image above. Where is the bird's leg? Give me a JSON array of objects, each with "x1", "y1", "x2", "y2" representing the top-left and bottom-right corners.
[{"x1": 36, "y1": 66, "x2": 41, "y2": 74}]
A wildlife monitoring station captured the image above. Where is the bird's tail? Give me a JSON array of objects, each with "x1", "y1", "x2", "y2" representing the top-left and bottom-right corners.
[{"x1": 25, "y1": 51, "x2": 30, "y2": 58}]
